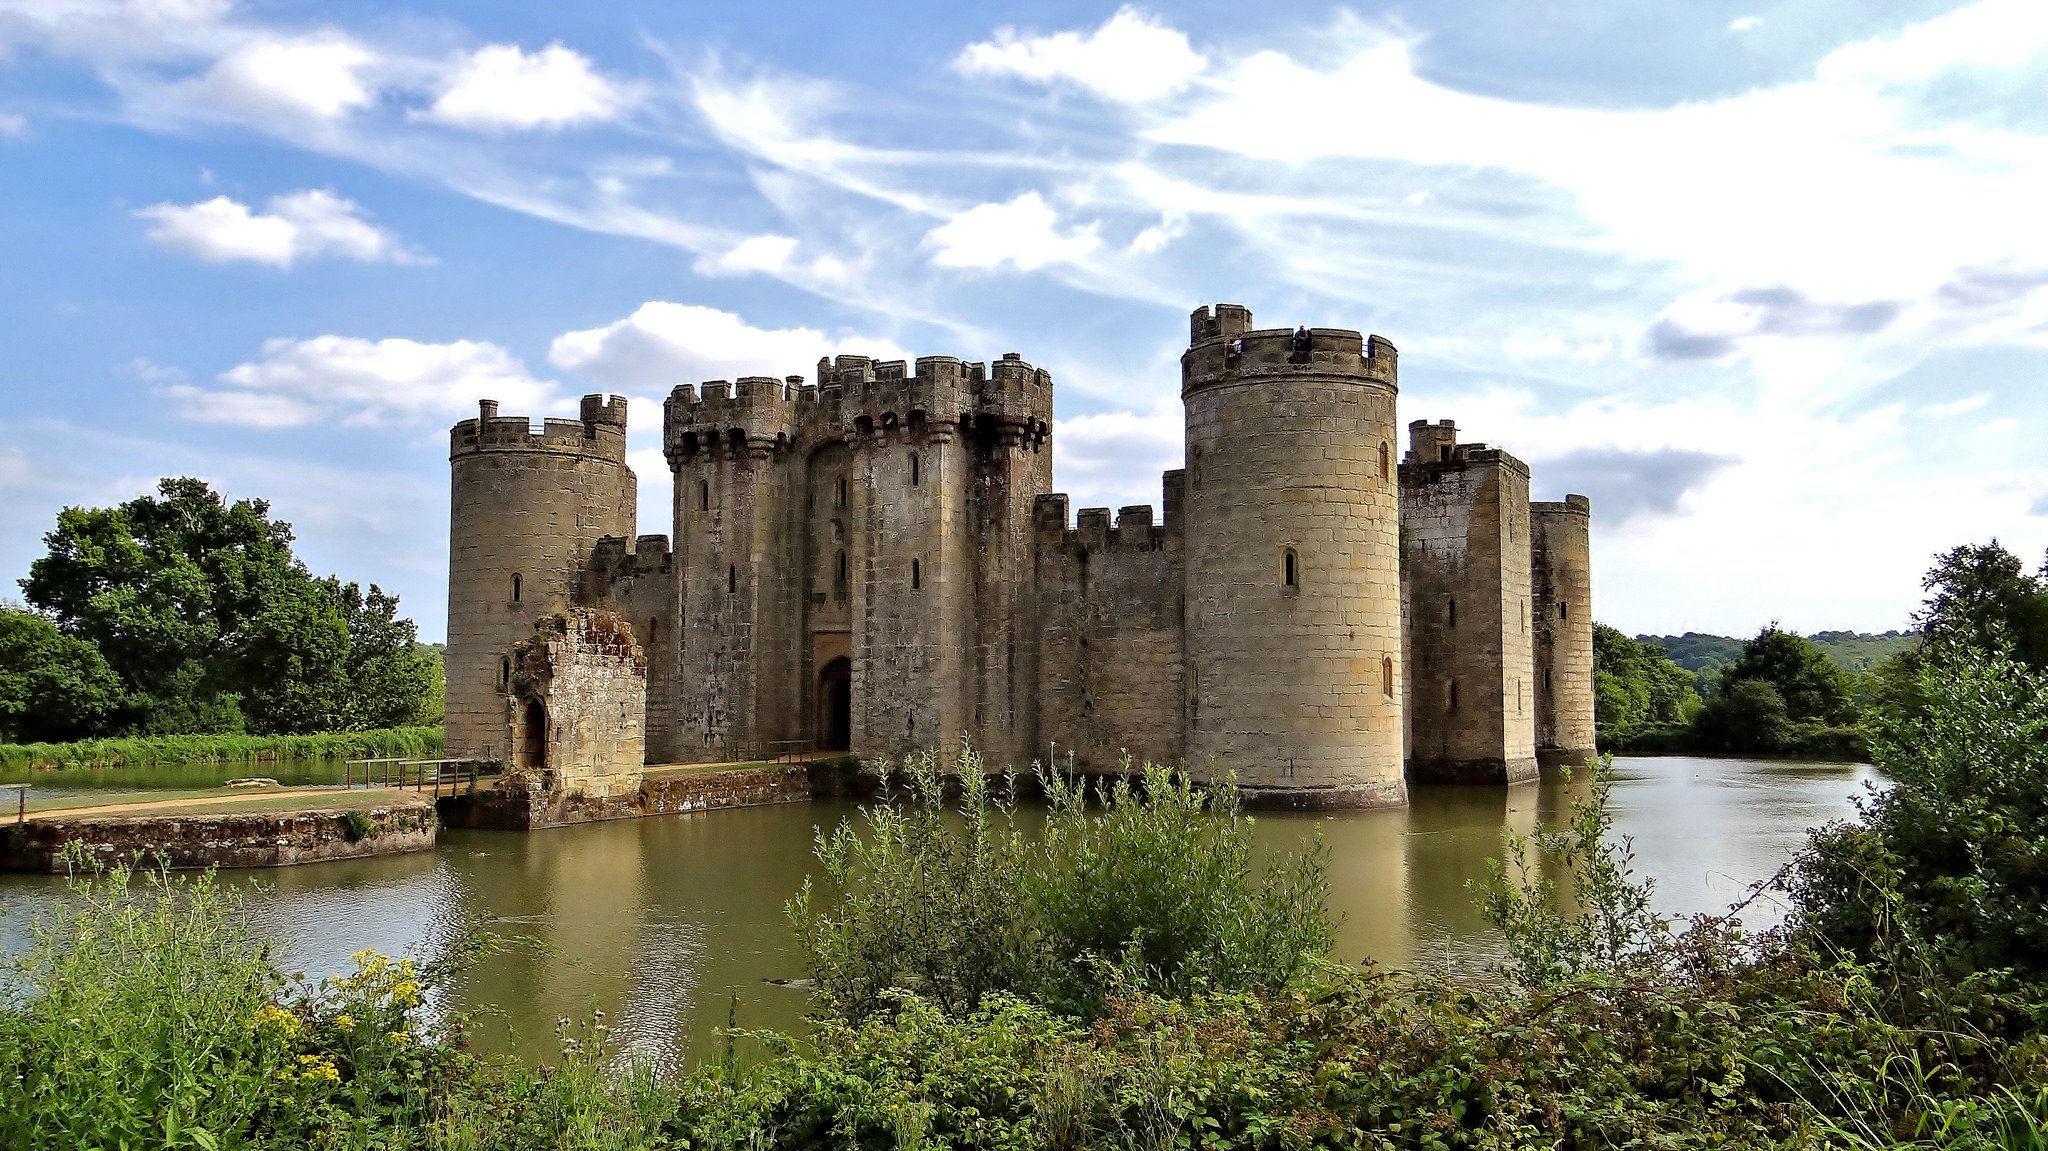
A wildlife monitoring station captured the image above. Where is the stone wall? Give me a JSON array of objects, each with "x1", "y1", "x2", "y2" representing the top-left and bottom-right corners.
[
  {"x1": 438, "y1": 764, "x2": 826, "y2": 828},
  {"x1": 1033, "y1": 496, "x2": 1186, "y2": 772},
  {"x1": 1532, "y1": 496, "x2": 1597, "y2": 768},
  {"x1": 1400, "y1": 422, "x2": 1539, "y2": 785},
  {"x1": 511, "y1": 609, "x2": 646, "y2": 798},
  {"x1": 2, "y1": 798, "x2": 436, "y2": 872}
]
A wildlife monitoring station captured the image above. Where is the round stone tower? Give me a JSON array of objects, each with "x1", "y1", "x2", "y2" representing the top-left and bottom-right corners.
[
  {"x1": 1531, "y1": 496, "x2": 1596, "y2": 769},
  {"x1": 446, "y1": 395, "x2": 636, "y2": 763},
  {"x1": 1180, "y1": 304, "x2": 1407, "y2": 807}
]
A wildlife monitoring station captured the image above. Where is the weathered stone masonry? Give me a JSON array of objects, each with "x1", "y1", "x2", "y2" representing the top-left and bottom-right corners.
[{"x1": 445, "y1": 304, "x2": 1597, "y2": 809}]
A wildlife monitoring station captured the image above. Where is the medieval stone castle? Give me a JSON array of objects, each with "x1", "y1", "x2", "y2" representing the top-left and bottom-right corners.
[{"x1": 445, "y1": 304, "x2": 1595, "y2": 809}]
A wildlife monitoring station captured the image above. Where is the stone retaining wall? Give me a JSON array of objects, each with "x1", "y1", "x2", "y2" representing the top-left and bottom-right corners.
[
  {"x1": 439, "y1": 760, "x2": 853, "y2": 829},
  {"x1": 1, "y1": 798, "x2": 438, "y2": 873}
]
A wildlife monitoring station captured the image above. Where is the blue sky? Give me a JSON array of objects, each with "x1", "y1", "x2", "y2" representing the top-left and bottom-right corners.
[{"x1": 3, "y1": 0, "x2": 2045, "y2": 641}]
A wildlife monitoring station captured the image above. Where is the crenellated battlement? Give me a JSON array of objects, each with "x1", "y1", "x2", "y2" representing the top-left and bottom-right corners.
[
  {"x1": 664, "y1": 348, "x2": 1053, "y2": 468},
  {"x1": 1031, "y1": 494, "x2": 1173, "y2": 552},
  {"x1": 449, "y1": 395, "x2": 629, "y2": 462},
  {"x1": 1400, "y1": 417, "x2": 1528, "y2": 477},
  {"x1": 1181, "y1": 304, "x2": 1397, "y2": 396}
]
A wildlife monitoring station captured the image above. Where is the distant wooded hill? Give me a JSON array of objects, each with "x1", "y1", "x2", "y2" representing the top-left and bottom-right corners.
[{"x1": 1638, "y1": 630, "x2": 1918, "y2": 676}]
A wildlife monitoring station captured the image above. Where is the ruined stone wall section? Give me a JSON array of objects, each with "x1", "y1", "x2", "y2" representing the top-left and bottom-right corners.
[
  {"x1": 1033, "y1": 497, "x2": 1186, "y2": 771},
  {"x1": 515, "y1": 610, "x2": 646, "y2": 798},
  {"x1": 1399, "y1": 429, "x2": 1538, "y2": 785},
  {"x1": 1181, "y1": 307, "x2": 1407, "y2": 807},
  {"x1": 1532, "y1": 497, "x2": 1597, "y2": 768},
  {"x1": 447, "y1": 396, "x2": 634, "y2": 765},
  {"x1": 590, "y1": 535, "x2": 677, "y2": 762}
]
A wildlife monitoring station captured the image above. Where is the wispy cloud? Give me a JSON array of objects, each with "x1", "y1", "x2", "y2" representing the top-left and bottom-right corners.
[
  {"x1": 175, "y1": 336, "x2": 558, "y2": 427},
  {"x1": 136, "y1": 189, "x2": 424, "y2": 268}
]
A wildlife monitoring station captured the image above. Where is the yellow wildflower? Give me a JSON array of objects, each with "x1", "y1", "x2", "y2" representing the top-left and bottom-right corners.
[
  {"x1": 333, "y1": 1013, "x2": 356, "y2": 1032},
  {"x1": 392, "y1": 980, "x2": 424, "y2": 1008},
  {"x1": 386, "y1": 1030, "x2": 410, "y2": 1046},
  {"x1": 254, "y1": 1004, "x2": 300, "y2": 1036},
  {"x1": 296, "y1": 1054, "x2": 341, "y2": 1083}
]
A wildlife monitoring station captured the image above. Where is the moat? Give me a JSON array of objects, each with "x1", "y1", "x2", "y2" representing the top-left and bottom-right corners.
[{"x1": 0, "y1": 755, "x2": 1876, "y2": 1068}]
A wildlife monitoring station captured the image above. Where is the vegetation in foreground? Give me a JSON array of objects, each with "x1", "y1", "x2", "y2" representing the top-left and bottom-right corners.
[
  {"x1": 4, "y1": 566, "x2": 2046, "y2": 1147},
  {"x1": 0, "y1": 477, "x2": 443, "y2": 744}
]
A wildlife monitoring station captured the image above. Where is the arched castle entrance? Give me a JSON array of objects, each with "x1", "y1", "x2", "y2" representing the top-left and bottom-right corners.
[{"x1": 817, "y1": 657, "x2": 851, "y2": 751}]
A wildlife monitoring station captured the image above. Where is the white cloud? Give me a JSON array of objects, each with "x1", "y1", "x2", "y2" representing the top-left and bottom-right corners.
[
  {"x1": 174, "y1": 336, "x2": 558, "y2": 427},
  {"x1": 692, "y1": 233, "x2": 852, "y2": 282},
  {"x1": 925, "y1": 192, "x2": 1101, "y2": 271},
  {"x1": 1128, "y1": 213, "x2": 1187, "y2": 254},
  {"x1": 549, "y1": 302, "x2": 906, "y2": 390},
  {"x1": 0, "y1": 111, "x2": 23, "y2": 136},
  {"x1": 955, "y1": 7, "x2": 1207, "y2": 103},
  {"x1": 182, "y1": 31, "x2": 378, "y2": 121},
  {"x1": 136, "y1": 189, "x2": 420, "y2": 268},
  {"x1": 417, "y1": 42, "x2": 626, "y2": 131},
  {"x1": 1932, "y1": 393, "x2": 1991, "y2": 417},
  {"x1": 1728, "y1": 16, "x2": 1763, "y2": 34}
]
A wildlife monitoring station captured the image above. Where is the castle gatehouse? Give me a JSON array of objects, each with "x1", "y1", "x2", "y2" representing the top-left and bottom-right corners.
[{"x1": 445, "y1": 304, "x2": 1595, "y2": 809}]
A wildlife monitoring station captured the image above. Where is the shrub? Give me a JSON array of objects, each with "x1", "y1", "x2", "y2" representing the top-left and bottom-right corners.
[
  {"x1": 1793, "y1": 632, "x2": 2048, "y2": 981},
  {"x1": 789, "y1": 746, "x2": 1332, "y2": 1021}
]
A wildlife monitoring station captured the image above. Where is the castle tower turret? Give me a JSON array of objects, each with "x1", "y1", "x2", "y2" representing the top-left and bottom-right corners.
[
  {"x1": 1179, "y1": 305, "x2": 1406, "y2": 807},
  {"x1": 1531, "y1": 496, "x2": 1596, "y2": 769},
  {"x1": 446, "y1": 395, "x2": 636, "y2": 764}
]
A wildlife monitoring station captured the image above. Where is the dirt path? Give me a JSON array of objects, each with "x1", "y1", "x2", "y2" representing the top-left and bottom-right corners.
[{"x1": 26, "y1": 788, "x2": 409, "y2": 821}]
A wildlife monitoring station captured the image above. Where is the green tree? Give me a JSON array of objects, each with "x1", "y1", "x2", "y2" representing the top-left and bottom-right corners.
[
  {"x1": 1591, "y1": 624, "x2": 1702, "y2": 747},
  {"x1": 0, "y1": 606, "x2": 127, "y2": 742},
  {"x1": 1718, "y1": 624, "x2": 1855, "y2": 725},
  {"x1": 1691, "y1": 678, "x2": 1795, "y2": 753},
  {"x1": 1914, "y1": 540, "x2": 2048, "y2": 667},
  {"x1": 18, "y1": 478, "x2": 434, "y2": 736}
]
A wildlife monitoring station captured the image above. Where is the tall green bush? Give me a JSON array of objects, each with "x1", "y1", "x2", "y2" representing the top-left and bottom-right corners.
[{"x1": 789, "y1": 746, "x2": 1332, "y2": 1021}]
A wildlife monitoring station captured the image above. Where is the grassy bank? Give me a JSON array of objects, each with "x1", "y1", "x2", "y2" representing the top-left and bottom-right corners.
[{"x1": 0, "y1": 726, "x2": 443, "y2": 772}]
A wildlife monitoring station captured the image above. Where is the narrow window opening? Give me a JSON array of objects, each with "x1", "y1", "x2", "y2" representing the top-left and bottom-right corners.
[
  {"x1": 511, "y1": 573, "x2": 521, "y2": 604},
  {"x1": 1559, "y1": 602, "x2": 1569, "y2": 620},
  {"x1": 1447, "y1": 597, "x2": 1457, "y2": 629},
  {"x1": 1448, "y1": 681, "x2": 1460, "y2": 712},
  {"x1": 910, "y1": 454, "x2": 920, "y2": 486},
  {"x1": 1283, "y1": 548, "x2": 1298, "y2": 589},
  {"x1": 648, "y1": 618, "x2": 660, "y2": 646},
  {"x1": 501, "y1": 657, "x2": 511, "y2": 688},
  {"x1": 699, "y1": 480, "x2": 710, "y2": 511},
  {"x1": 1522, "y1": 601, "x2": 1527, "y2": 632},
  {"x1": 727, "y1": 565, "x2": 737, "y2": 594},
  {"x1": 835, "y1": 476, "x2": 847, "y2": 507},
  {"x1": 1381, "y1": 656, "x2": 1394, "y2": 697},
  {"x1": 911, "y1": 558, "x2": 922, "y2": 589},
  {"x1": 1517, "y1": 680, "x2": 1523, "y2": 713},
  {"x1": 836, "y1": 551, "x2": 847, "y2": 585},
  {"x1": 1438, "y1": 445, "x2": 1452, "y2": 462},
  {"x1": 1378, "y1": 441, "x2": 1391, "y2": 480}
]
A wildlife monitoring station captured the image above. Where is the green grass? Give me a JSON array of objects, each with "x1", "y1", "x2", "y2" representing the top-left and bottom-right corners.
[{"x1": 0, "y1": 727, "x2": 443, "y2": 772}]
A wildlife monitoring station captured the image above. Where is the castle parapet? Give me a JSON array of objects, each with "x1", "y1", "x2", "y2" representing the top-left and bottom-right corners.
[
  {"x1": 1533, "y1": 494, "x2": 1593, "y2": 516},
  {"x1": 1031, "y1": 494, "x2": 1171, "y2": 552},
  {"x1": 450, "y1": 395, "x2": 629, "y2": 461},
  {"x1": 1182, "y1": 304, "x2": 1396, "y2": 395}
]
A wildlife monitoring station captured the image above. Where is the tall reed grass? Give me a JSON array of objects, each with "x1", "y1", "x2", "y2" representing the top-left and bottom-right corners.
[{"x1": 0, "y1": 726, "x2": 444, "y2": 772}]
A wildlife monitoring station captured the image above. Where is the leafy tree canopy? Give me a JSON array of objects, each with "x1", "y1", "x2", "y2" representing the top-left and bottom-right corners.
[
  {"x1": 16, "y1": 478, "x2": 436, "y2": 737},
  {"x1": 1591, "y1": 624, "x2": 1701, "y2": 747},
  {"x1": 0, "y1": 604, "x2": 127, "y2": 743},
  {"x1": 1718, "y1": 624, "x2": 1856, "y2": 725}
]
